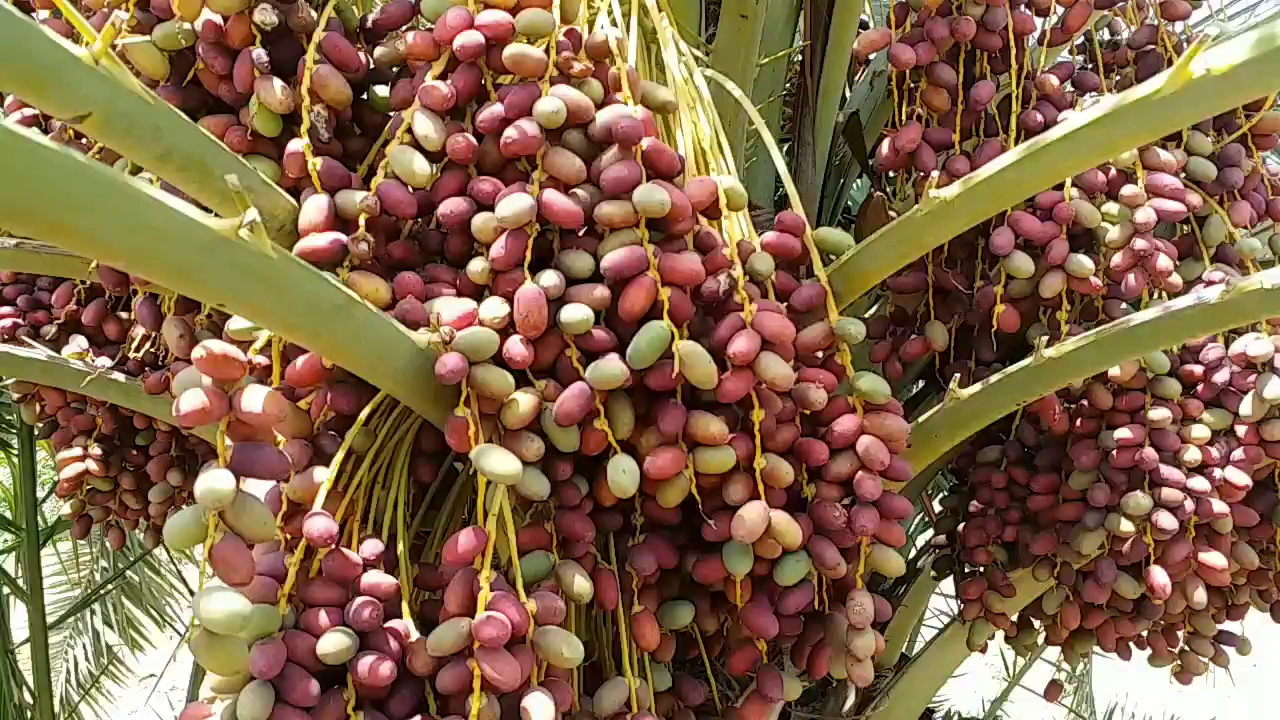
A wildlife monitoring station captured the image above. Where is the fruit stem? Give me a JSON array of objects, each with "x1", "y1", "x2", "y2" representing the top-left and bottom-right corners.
[
  {"x1": 702, "y1": 67, "x2": 862, "y2": 380},
  {"x1": 406, "y1": 451, "x2": 457, "y2": 543},
  {"x1": 689, "y1": 625, "x2": 723, "y2": 711},
  {"x1": 279, "y1": 392, "x2": 388, "y2": 611},
  {"x1": 0, "y1": 124, "x2": 458, "y2": 427},
  {"x1": 812, "y1": 0, "x2": 866, "y2": 200},
  {"x1": 825, "y1": 13, "x2": 1280, "y2": 310},
  {"x1": 0, "y1": 3, "x2": 299, "y2": 247},
  {"x1": 904, "y1": 266, "x2": 1280, "y2": 480},
  {"x1": 0, "y1": 344, "x2": 217, "y2": 442},
  {"x1": 0, "y1": 238, "x2": 93, "y2": 280},
  {"x1": 424, "y1": 467, "x2": 473, "y2": 563},
  {"x1": 742, "y1": 0, "x2": 800, "y2": 204},
  {"x1": 864, "y1": 559, "x2": 1078, "y2": 720},
  {"x1": 393, "y1": 420, "x2": 421, "y2": 635},
  {"x1": 608, "y1": 533, "x2": 641, "y2": 712},
  {"x1": 875, "y1": 566, "x2": 940, "y2": 670},
  {"x1": 467, "y1": 487, "x2": 506, "y2": 720},
  {"x1": 298, "y1": 0, "x2": 339, "y2": 192}
]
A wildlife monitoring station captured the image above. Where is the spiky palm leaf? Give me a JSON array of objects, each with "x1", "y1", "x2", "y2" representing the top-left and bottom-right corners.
[
  {"x1": 0, "y1": 596, "x2": 34, "y2": 720},
  {"x1": 1099, "y1": 698, "x2": 1187, "y2": 720},
  {"x1": 27, "y1": 533, "x2": 191, "y2": 720},
  {"x1": 1064, "y1": 654, "x2": 1097, "y2": 719},
  {"x1": 928, "y1": 707, "x2": 981, "y2": 720},
  {"x1": 0, "y1": 427, "x2": 57, "y2": 549},
  {"x1": 0, "y1": 408, "x2": 192, "y2": 720},
  {"x1": 0, "y1": 393, "x2": 17, "y2": 459}
]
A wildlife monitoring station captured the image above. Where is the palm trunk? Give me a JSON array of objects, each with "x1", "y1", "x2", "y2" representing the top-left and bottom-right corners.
[{"x1": 17, "y1": 418, "x2": 55, "y2": 720}]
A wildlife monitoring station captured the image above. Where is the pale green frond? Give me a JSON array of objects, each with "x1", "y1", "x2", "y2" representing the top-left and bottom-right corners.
[
  {"x1": 20, "y1": 532, "x2": 190, "y2": 720},
  {"x1": 0, "y1": 394, "x2": 17, "y2": 459},
  {"x1": 1100, "y1": 698, "x2": 1188, "y2": 720},
  {"x1": 0, "y1": 122, "x2": 457, "y2": 429},
  {"x1": 0, "y1": 567, "x2": 34, "y2": 720}
]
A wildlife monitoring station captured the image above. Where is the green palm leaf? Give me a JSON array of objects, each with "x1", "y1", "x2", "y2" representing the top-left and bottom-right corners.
[
  {"x1": 43, "y1": 532, "x2": 189, "y2": 717},
  {"x1": 0, "y1": 392, "x2": 196, "y2": 720},
  {"x1": 0, "y1": 393, "x2": 18, "y2": 459},
  {"x1": 13, "y1": 532, "x2": 191, "y2": 720}
]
